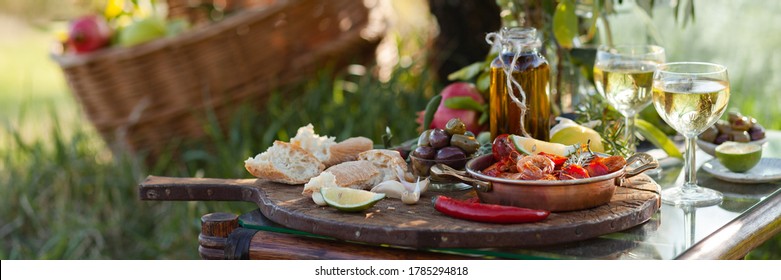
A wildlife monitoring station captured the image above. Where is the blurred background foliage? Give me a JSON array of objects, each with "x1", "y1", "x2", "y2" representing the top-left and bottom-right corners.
[{"x1": 0, "y1": 0, "x2": 778, "y2": 259}]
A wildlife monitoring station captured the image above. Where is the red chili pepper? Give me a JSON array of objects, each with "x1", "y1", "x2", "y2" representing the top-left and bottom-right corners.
[{"x1": 432, "y1": 196, "x2": 550, "y2": 224}]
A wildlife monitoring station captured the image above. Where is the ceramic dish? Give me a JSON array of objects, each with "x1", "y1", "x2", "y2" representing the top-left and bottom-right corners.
[{"x1": 701, "y1": 158, "x2": 781, "y2": 184}]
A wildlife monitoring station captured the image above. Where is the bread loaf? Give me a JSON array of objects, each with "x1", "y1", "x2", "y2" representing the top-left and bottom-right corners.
[
  {"x1": 358, "y1": 149, "x2": 408, "y2": 182},
  {"x1": 302, "y1": 160, "x2": 380, "y2": 196},
  {"x1": 244, "y1": 141, "x2": 325, "y2": 184},
  {"x1": 291, "y1": 124, "x2": 373, "y2": 167}
]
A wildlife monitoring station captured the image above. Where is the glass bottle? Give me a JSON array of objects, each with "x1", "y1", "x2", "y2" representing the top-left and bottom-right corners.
[{"x1": 488, "y1": 27, "x2": 551, "y2": 141}]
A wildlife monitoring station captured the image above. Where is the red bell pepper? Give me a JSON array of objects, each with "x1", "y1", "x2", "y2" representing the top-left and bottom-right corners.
[{"x1": 433, "y1": 196, "x2": 549, "y2": 224}]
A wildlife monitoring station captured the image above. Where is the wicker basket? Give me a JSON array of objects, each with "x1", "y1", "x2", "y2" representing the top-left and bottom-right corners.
[{"x1": 53, "y1": 0, "x2": 382, "y2": 158}]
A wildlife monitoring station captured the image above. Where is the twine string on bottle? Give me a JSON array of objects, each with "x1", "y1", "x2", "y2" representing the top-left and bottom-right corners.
[{"x1": 486, "y1": 28, "x2": 531, "y2": 138}]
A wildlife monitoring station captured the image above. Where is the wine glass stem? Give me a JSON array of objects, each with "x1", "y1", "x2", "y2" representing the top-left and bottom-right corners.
[
  {"x1": 683, "y1": 136, "x2": 698, "y2": 192},
  {"x1": 624, "y1": 115, "x2": 636, "y2": 153}
]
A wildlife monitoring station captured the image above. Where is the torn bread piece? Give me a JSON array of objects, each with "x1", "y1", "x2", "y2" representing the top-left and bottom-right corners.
[
  {"x1": 302, "y1": 160, "x2": 380, "y2": 196},
  {"x1": 358, "y1": 149, "x2": 409, "y2": 183},
  {"x1": 245, "y1": 141, "x2": 325, "y2": 185},
  {"x1": 291, "y1": 124, "x2": 373, "y2": 167},
  {"x1": 303, "y1": 171, "x2": 338, "y2": 205}
]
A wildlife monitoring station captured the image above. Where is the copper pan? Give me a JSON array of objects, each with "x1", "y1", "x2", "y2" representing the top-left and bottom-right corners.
[{"x1": 430, "y1": 153, "x2": 658, "y2": 212}]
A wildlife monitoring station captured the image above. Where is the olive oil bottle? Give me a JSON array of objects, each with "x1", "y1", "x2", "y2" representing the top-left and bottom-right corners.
[{"x1": 488, "y1": 27, "x2": 551, "y2": 141}]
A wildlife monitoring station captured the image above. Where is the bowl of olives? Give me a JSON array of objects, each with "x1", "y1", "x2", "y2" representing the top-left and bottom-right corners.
[
  {"x1": 410, "y1": 118, "x2": 481, "y2": 191},
  {"x1": 697, "y1": 112, "x2": 767, "y2": 156}
]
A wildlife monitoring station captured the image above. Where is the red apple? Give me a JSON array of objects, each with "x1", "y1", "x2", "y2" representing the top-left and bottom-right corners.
[
  {"x1": 430, "y1": 82, "x2": 485, "y2": 133},
  {"x1": 68, "y1": 15, "x2": 111, "y2": 54}
]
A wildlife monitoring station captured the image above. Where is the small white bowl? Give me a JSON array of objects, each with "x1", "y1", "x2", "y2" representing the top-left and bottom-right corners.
[{"x1": 697, "y1": 138, "x2": 768, "y2": 156}]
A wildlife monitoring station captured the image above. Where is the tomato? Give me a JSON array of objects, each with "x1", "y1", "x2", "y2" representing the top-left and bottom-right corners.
[
  {"x1": 492, "y1": 134, "x2": 515, "y2": 161},
  {"x1": 585, "y1": 161, "x2": 610, "y2": 177},
  {"x1": 537, "y1": 152, "x2": 568, "y2": 168},
  {"x1": 559, "y1": 164, "x2": 590, "y2": 180}
]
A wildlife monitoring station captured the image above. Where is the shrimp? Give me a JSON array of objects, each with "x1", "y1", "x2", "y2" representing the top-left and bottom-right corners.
[{"x1": 516, "y1": 155, "x2": 555, "y2": 180}]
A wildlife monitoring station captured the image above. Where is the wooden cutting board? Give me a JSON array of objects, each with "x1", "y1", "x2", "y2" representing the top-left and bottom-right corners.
[{"x1": 139, "y1": 175, "x2": 660, "y2": 248}]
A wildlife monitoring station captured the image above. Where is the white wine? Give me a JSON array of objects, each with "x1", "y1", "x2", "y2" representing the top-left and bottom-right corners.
[
  {"x1": 594, "y1": 61, "x2": 657, "y2": 116},
  {"x1": 652, "y1": 79, "x2": 730, "y2": 137}
]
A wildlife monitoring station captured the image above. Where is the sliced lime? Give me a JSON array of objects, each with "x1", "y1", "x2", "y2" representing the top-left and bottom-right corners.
[
  {"x1": 715, "y1": 141, "x2": 762, "y2": 173},
  {"x1": 549, "y1": 118, "x2": 605, "y2": 153},
  {"x1": 510, "y1": 135, "x2": 578, "y2": 156},
  {"x1": 320, "y1": 187, "x2": 385, "y2": 212}
]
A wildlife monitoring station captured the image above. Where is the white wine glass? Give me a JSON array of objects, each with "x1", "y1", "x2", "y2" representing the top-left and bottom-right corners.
[
  {"x1": 652, "y1": 62, "x2": 730, "y2": 206},
  {"x1": 594, "y1": 45, "x2": 665, "y2": 153}
]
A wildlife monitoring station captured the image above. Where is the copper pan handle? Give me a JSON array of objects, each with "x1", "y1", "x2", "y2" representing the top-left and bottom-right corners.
[
  {"x1": 624, "y1": 152, "x2": 659, "y2": 178},
  {"x1": 430, "y1": 164, "x2": 493, "y2": 192}
]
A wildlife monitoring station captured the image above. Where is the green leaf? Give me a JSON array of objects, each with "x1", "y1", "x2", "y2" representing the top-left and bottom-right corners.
[
  {"x1": 553, "y1": 0, "x2": 578, "y2": 49},
  {"x1": 447, "y1": 61, "x2": 484, "y2": 81},
  {"x1": 444, "y1": 96, "x2": 485, "y2": 112},
  {"x1": 476, "y1": 70, "x2": 491, "y2": 93},
  {"x1": 636, "y1": 119, "x2": 683, "y2": 159},
  {"x1": 423, "y1": 95, "x2": 442, "y2": 130}
]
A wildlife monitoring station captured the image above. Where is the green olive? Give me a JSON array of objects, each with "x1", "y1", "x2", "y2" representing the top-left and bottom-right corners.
[
  {"x1": 445, "y1": 118, "x2": 467, "y2": 136},
  {"x1": 728, "y1": 111, "x2": 743, "y2": 124},
  {"x1": 417, "y1": 129, "x2": 432, "y2": 147},
  {"x1": 450, "y1": 134, "x2": 480, "y2": 155},
  {"x1": 411, "y1": 157, "x2": 432, "y2": 177}
]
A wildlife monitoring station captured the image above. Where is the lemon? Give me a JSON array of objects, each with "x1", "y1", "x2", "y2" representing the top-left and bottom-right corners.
[
  {"x1": 549, "y1": 118, "x2": 605, "y2": 153},
  {"x1": 320, "y1": 187, "x2": 385, "y2": 212},
  {"x1": 510, "y1": 135, "x2": 579, "y2": 157},
  {"x1": 715, "y1": 141, "x2": 762, "y2": 173}
]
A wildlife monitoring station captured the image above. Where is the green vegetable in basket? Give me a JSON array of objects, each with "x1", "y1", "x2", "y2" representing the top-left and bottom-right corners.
[{"x1": 119, "y1": 17, "x2": 167, "y2": 47}]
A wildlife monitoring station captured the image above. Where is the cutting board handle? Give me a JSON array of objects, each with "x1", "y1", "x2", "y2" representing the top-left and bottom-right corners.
[{"x1": 138, "y1": 175, "x2": 261, "y2": 202}]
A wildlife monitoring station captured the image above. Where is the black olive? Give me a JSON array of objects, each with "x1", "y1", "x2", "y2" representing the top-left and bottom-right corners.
[
  {"x1": 412, "y1": 146, "x2": 436, "y2": 160},
  {"x1": 429, "y1": 129, "x2": 450, "y2": 149}
]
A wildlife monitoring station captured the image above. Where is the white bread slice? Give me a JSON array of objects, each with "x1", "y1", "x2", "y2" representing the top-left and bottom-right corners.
[
  {"x1": 290, "y1": 124, "x2": 373, "y2": 167},
  {"x1": 245, "y1": 141, "x2": 325, "y2": 185},
  {"x1": 302, "y1": 160, "x2": 380, "y2": 196},
  {"x1": 358, "y1": 149, "x2": 408, "y2": 182}
]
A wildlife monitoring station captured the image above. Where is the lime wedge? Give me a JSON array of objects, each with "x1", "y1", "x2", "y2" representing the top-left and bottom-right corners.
[
  {"x1": 320, "y1": 187, "x2": 385, "y2": 212},
  {"x1": 510, "y1": 135, "x2": 578, "y2": 156},
  {"x1": 549, "y1": 118, "x2": 605, "y2": 153},
  {"x1": 715, "y1": 141, "x2": 762, "y2": 173}
]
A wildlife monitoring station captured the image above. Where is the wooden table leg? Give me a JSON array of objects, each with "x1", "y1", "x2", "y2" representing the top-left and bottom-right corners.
[{"x1": 198, "y1": 212, "x2": 238, "y2": 260}]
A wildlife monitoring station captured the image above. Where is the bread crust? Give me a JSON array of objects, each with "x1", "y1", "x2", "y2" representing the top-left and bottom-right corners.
[
  {"x1": 322, "y1": 137, "x2": 374, "y2": 167},
  {"x1": 325, "y1": 160, "x2": 381, "y2": 190},
  {"x1": 244, "y1": 141, "x2": 324, "y2": 185}
]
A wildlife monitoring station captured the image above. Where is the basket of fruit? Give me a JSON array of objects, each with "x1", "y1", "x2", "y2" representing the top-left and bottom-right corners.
[{"x1": 52, "y1": 0, "x2": 382, "y2": 157}]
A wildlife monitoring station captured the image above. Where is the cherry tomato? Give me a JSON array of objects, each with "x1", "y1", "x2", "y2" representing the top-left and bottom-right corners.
[
  {"x1": 538, "y1": 152, "x2": 568, "y2": 168},
  {"x1": 559, "y1": 164, "x2": 590, "y2": 180},
  {"x1": 585, "y1": 161, "x2": 610, "y2": 177},
  {"x1": 492, "y1": 134, "x2": 514, "y2": 161}
]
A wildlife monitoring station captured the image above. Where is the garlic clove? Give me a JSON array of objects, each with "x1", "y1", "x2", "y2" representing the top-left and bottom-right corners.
[
  {"x1": 312, "y1": 192, "x2": 327, "y2": 206},
  {"x1": 370, "y1": 180, "x2": 406, "y2": 199}
]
